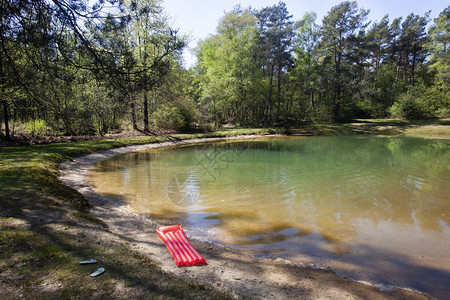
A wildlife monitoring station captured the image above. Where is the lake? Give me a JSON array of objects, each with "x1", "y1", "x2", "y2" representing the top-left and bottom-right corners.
[{"x1": 88, "y1": 136, "x2": 450, "y2": 298}]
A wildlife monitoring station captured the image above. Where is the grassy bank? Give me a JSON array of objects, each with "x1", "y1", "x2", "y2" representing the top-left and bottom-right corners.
[
  {"x1": 287, "y1": 118, "x2": 450, "y2": 138},
  {"x1": 209, "y1": 118, "x2": 450, "y2": 138},
  {"x1": 1, "y1": 120, "x2": 448, "y2": 299}
]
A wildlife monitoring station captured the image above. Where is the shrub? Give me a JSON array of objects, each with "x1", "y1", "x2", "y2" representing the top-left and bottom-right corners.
[
  {"x1": 25, "y1": 119, "x2": 49, "y2": 136},
  {"x1": 389, "y1": 91, "x2": 433, "y2": 120},
  {"x1": 152, "y1": 97, "x2": 198, "y2": 132}
]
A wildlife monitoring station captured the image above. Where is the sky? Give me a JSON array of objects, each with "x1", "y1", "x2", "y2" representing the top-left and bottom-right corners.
[{"x1": 162, "y1": 0, "x2": 448, "y2": 68}]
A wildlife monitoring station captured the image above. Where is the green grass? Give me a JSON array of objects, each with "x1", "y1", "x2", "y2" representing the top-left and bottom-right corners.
[
  {"x1": 0, "y1": 216, "x2": 230, "y2": 299},
  {"x1": 285, "y1": 119, "x2": 450, "y2": 138}
]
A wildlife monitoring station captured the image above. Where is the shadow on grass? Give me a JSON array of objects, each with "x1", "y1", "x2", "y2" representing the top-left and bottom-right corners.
[
  {"x1": 288, "y1": 119, "x2": 449, "y2": 137},
  {"x1": 0, "y1": 141, "x2": 232, "y2": 299},
  {"x1": 0, "y1": 194, "x2": 232, "y2": 299},
  {"x1": 352, "y1": 119, "x2": 450, "y2": 126}
]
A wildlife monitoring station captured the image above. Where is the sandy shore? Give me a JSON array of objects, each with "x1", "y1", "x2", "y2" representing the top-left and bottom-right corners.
[{"x1": 59, "y1": 136, "x2": 432, "y2": 300}]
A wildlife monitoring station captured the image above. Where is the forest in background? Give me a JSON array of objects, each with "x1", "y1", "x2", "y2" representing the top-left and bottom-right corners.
[{"x1": 1, "y1": 0, "x2": 449, "y2": 140}]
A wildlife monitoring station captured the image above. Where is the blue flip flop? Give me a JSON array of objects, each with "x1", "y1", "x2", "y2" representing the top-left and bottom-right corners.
[
  {"x1": 90, "y1": 267, "x2": 105, "y2": 277},
  {"x1": 79, "y1": 259, "x2": 97, "y2": 265}
]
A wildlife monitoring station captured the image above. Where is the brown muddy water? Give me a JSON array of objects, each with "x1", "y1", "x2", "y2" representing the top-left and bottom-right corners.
[{"x1": 88, "y1": 136, "x2": 450, "y2": 299}]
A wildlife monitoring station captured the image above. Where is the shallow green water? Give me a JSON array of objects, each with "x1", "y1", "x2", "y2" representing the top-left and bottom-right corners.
[{"x1": 89, "y1": 136, "x2": 450, "y2": 298}]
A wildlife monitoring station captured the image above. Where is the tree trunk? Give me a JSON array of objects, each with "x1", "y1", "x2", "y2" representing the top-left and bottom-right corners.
[
  {"x1": 376, "y1": 49, "x2": 381, "y2": 72},
  {"x1": 213, "y1": 98, "x2": 217, "y2": 129},
  {"x1": 0, "y1": 105, "x2": 3, "y2": 135},
  {"x1": 263, "y1": 64, "x2": 275, "y2": 127},
  {"x1": 308, "y1": 61, "x2": 314, "y2": 116},
  {"x1": 334, "y1": 37, "x2": 342, "y2": 121},
  {"x1": 143, "y1": 91, "x2": 149, "y2": 132},
  {"x1": 411, "y1": 45, "x2": 416, "y2": 86},
  {"x1": 334, "y1": 75, "x2": 341, "y2": 121},
  {"x1": 276, "y1": 63, "x2": 282, "y2": 118},
  {"x1": 334, "y1": 100, "x2": 341, "y2": 121},
  {"x1": 11, "y1": 107, "x2": 16, "y2": 137},
  {"x1": 285, "y1": 95, "x2": 290, "y2": 114},
  {"x1": 2, "y1": 100, "x2": 10, "y2": 140},
  {"x1": 131, "y1": 101, "x2": 138, "y2": 131},
  {"x1": 403, "y1": 54, "x2": 408, "y2": 81}
]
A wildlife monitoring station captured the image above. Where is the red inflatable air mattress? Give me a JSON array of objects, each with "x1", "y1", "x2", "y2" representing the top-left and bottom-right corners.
[{"x1": 156, "y1": 224, "x2": 207, "y2": 267}]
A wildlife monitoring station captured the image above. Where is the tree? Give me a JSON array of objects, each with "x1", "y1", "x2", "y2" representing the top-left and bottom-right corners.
[
  {"x1": 399, "y1": 12, "x2": 430, "y2": 86},
  {"x1": 0, "y1": 0, "x2": 185, "y2": 138},
  {"x1": 428, "y1": 6, "x2": 450, "y2": 89},
  {"x1": 318, "y1": 1, "x2": 369, "y2": 120},
  {"x1": 197, "y1": 6, "x2": 261, "y2": 127},
  {"x1": 0, "y1": 0, "x2": 131, "y2": 138},
  {"x1": 293, "y1": 12, "x2": 320, "y2": 117},
  {"x1": 421, "y1": 6, "x2": 450, "y2": 118},
  {"x1": 351, "y1": 15, "x2": 394, "y2": 117},
  {"x1": 122, "y1": 0, "x2": 185, "y2": 132},
  {"x1": 366, "y1": 15, "x2": 391, "y2": 73},
  {"x1": 2, "y1": 1, "x2": 448, "y2": 138},
  {"x1": 256, "y1": 1, "x2": 295, "y2": 126}
]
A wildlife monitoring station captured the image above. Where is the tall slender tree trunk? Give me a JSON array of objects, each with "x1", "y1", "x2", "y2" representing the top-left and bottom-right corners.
[
  {"x1": 285, "y1": 95, "x2": 290, "y2": 113},
  {"x1": 333, "y1": 38, "x2": 342, "y2": 121},
  {"x1": 376, "y1": 49, "x2": 381, "y2": 72},
  {"x1": 0, "y1": 52, "x2": 8, "y2": 140},
  {"x1": 334, "y1": 67, "x2": 341, "y2": 120},
  {"x1": 143, "y1": 91, "x2": 149, "y2": 132},
  {"x1": 334, "y1": 86, "x2": 341, "y2": 121},
  {"x1": 411, "y1": 45, "x2": 417, "y2": 86},
  {"x1": 395, "y1": 59, "x2": 401, "y2": 85},
  {"x1": 2, "y1": 100, "x2": 9, "y2": 140},
  {"x1": 213, "y1": 98, "x2": 217, "y2": 129},
  {"x1": 403, "y1": 54, "x2": 408, "y2": 81},
  {"x1": 308, "y1": 62, "x2": 314, "y2": 116},
  {"x1": 131, "y1": 99, "x2": 138, "y2": 131},
  {"x1": 0, "y1": 13, "x2": 6, "y2": 140},
  {"x1": 11, "y1": 108, "x2": 16, "y2": 137},
  {"x1": 276, "y1": 63, "x2": 282, "y2": 118},
  {"x1": 263, "y1": 64, "x2": 275, "y2": 127}
]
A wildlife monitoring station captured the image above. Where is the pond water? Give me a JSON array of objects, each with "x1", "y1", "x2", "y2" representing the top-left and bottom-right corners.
[{"x1": 88, "y1": 136, "x2": 450, "y2": 298}]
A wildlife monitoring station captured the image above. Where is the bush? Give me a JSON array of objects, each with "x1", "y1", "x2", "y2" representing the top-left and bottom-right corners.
[
  {"x1": 424, "y1": 86, "x2": 450, "y2": 118},
  {"x1": 152, "y1": 97, "x2": 198, "y2": 132},
  {"x1": 389, "y1": 91, "x2": 433, "y2": 120},
  {"x1": 152, "y1": 105, "x2": 190, "y2": 132},
  {"x1": 25, "y1": 119, "x2": 49, "y2": 136}
]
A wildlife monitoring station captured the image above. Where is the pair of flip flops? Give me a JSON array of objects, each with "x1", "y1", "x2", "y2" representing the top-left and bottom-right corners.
[{"x1": 79, "y1": 259, "x2": 105, "y2": 277}]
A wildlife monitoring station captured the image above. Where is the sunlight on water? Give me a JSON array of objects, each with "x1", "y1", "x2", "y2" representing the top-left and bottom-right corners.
[{"x1": 88, "y1": 136, "x2": 450, "y2": 298}]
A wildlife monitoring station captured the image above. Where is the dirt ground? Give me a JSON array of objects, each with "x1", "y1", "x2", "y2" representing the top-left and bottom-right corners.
[{"x1": 59, "y1": 136, "x2": 432, "y2": 300}]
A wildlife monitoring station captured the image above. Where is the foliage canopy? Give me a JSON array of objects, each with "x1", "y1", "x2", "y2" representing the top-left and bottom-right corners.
[{"x1": 1, "y1": 1, "x2": 449, "y2": 140}]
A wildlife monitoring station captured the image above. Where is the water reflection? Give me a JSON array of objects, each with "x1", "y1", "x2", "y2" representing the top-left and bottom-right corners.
[{"x1": 88, "y1": 136, "x2": 450, "y2": 298}]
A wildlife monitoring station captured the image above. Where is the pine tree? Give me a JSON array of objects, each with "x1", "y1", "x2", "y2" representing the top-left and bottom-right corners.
[
  {"x1": 256, "y1": 1, "x2": 295, "y2": 125},
  {"x1": 318, "y1": 1, "x2": 369, "y2": 120}
]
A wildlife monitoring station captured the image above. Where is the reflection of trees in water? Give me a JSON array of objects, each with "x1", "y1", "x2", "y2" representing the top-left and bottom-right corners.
[
  {"x1": 195, "y1": 137, "x2": 450, "y2": 248},
  {"x1": 385, "y1": 138, "x2": 450, "y2": 231},
  {"x1": 88, "y1": 137, "x2": 450, "y2": 252}
]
